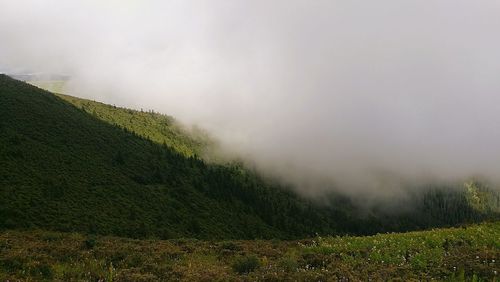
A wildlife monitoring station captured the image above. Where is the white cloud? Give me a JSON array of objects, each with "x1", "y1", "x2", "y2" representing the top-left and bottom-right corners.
[{"x1": 2, "y1": 0, "x2": 500, "y2": 197}]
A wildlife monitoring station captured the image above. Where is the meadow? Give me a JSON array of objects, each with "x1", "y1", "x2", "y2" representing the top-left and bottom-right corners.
[{"x1": 0, "y1": 222, "x2": 498, "y2": 281}]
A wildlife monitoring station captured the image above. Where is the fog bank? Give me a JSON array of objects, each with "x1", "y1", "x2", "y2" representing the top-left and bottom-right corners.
[{"x1": 2, "y1": 0, "x2": 500, "y2": 197}]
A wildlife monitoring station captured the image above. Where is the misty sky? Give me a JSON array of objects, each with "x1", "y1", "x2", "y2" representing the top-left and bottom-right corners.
[{"x1": 1, "y1": 0, "x2": 500, "y2": 197}]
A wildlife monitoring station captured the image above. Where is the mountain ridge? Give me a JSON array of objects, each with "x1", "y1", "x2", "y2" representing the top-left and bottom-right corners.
[{"x1": 1, "y1": 74, "x2": 498, "y2": 240}]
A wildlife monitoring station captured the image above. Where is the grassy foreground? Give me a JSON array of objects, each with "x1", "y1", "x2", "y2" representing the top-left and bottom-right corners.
[{"x1": 0, "y1": 222, "x2": 498, "y2": 281}]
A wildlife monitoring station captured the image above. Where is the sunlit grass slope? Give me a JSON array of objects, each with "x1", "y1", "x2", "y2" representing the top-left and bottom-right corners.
[
  {"x1": 56, "y1": 93, "x2": 209, "y2": 158},
  {"x1": 0, "y1": 222, "x2": 498, "y2": 281}
]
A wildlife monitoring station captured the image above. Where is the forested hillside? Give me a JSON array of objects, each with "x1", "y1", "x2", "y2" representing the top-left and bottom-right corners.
[
  {"x1": 0, "y1": 75, "x2": 341, "y2": 239},
  {"x1": 0, "y1": 75, "x2": 498, "y2": 240}
]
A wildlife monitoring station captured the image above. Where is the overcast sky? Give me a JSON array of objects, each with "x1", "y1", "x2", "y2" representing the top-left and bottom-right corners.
[{"x1": 1, "y1": 0, "x2": 500, "y2": 198}]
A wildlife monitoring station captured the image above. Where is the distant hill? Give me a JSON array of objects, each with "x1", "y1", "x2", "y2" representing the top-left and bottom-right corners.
[
  {"x1": 0, "y1": 74, "x2": 498, "y2": 239},
  {"x1": 10, "y1": 73, "x2": 70, "y2": 81}
]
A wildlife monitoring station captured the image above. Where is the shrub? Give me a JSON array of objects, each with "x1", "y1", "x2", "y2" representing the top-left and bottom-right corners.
[
  {"x1": 40, "y1": 232, "x2": 63, "y2": 242},
  {"x1": 232, "y1": 255, "x2": 260, "y2": 274},
  {"x1": 30, "y1": 263, "x2": 53, "y2": 279},
  {"x1": 220, "y1": 241, "x2": 242, "y2": 251},
  {"x1": 278, "y1": 256, "x2": 298, "y2": 272},
  {"x1": 83, "y1": 237, "x2": 97, "y2": 250}
]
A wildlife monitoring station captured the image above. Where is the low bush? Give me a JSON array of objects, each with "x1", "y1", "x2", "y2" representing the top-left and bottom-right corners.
[
  {"x1": 83, "y1": 237, "x2": 97, "y2": 250},
  {"x1": 232, "y1": 255, "x2": 260, "y2": 274}
]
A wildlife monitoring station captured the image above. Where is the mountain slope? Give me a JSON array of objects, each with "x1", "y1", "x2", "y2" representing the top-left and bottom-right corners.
[
  {"x1": 1, "y1": 75, "x2": 498, "y2": 240},
  {"x1": 0, "y1": 74, "x2": 346, "y2": 239},
  {"x1": 55, "y1": 93, "x2": 209, "y2": 158}
]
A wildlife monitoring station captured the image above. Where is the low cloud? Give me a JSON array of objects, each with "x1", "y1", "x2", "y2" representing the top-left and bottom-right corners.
[{"x1": 2, "y1": 0, "x2": 500, "y2": 197}]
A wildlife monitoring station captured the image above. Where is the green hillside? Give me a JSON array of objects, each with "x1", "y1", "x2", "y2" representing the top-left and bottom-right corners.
[
  {"x1": 0, "y1": 74, "x2": 498, "y2": 240},
  {"x1": 55, "y1": 93, "x2": 209, "y2": 158},
  {"x1": 0, "y1": 74, "x2": 346, "y2": 239},
  {"x1": 0, "y1": 222, "x2": 498, "y2": 281}
]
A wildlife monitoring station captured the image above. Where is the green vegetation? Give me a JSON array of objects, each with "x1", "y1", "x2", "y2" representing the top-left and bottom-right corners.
[
  {"x1": 0, "y1": 74, "x2": 343, "y2": 239},
  {"x1": 0, "y1": 74, "x2": 499, "y2": 240},
  {"x1": 55, "y1": 93, "x2": 209, "y2": 158},
  {"x1": 0, "y1": 222, "x2": 498, "y2": 281},
  {"x1": 232, "y1": 255, "x2": 260, "y2": 274}
]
